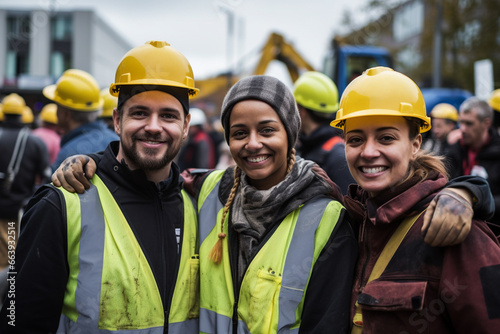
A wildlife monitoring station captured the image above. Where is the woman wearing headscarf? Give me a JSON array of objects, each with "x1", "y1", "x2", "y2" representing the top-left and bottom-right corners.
[{"x1": 187, "y1": 75, "x2": 356, "y2": 333}]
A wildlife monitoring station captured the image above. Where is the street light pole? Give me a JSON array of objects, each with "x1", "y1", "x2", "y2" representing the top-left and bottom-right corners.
[{"x1": 432, "y1": 0, "x2": 443, "y2": 88}]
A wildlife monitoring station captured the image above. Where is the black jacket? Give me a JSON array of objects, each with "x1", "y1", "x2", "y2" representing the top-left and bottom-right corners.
[
  {"x1": 297, "y1": 125, "x2": 355, "y2": 195},
  {"x1": 0, "y1": 122, "x2": 50, "y2": 219},
  {"x1": 0, "y1": 142, "x2": 186, "y2": 333},
  {"x1": 447, "y1": 127, "x2": 500, "y2": 234}
]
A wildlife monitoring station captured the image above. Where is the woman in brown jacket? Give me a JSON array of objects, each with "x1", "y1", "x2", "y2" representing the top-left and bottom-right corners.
[{"x1": 331, "y1": 66, "x2": 500, "y2": 334}]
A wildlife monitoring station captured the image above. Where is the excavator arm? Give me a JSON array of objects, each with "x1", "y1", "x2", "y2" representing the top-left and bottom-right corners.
[
  {"x1": 192, "y1": 32, "x2": 315, "y2": 111},
  {"x1": 253, "y1": 33, "x2": 315, "y2": 81}
]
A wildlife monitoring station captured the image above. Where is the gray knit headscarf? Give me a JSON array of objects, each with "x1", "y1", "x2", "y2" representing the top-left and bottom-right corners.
[{"x1": 220, "y1": 75, "x2": 301, "y2": 153}]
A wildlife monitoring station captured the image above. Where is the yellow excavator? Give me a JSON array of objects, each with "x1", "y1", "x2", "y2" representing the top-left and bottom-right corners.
[{"x1": 191, "y1": 32, "x2": 315, "y2": 113}]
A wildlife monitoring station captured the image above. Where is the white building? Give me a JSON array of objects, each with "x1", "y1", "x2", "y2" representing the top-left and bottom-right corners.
[{"x1": 0, "y1": 7, "x2": 132, "y2": 100}]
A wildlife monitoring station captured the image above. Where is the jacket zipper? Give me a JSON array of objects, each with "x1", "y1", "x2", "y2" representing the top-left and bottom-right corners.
[
  {"x1": 158, "y1": 195, "x2": 169, "y2": 334},
  {"x1": 358, "y1": 211, "x2": 370, "y2": 294},
  {"x1": 228, "y1": 216, "x2": 239, "y2": 333},
  {"x1": 358, "y1": 240, "x2": 370, "y2": 294},
  {"x1": 160, "y1": 193, "x2": 180, "y2": 334}
]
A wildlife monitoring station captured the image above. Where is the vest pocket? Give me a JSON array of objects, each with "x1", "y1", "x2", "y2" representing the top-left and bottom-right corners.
[
  {"x1": 249, "y1": 268, "x2": 282, "y2": 330},
  {"x1": 188, "y1": 255, "x2": 200, "y2": 318}
]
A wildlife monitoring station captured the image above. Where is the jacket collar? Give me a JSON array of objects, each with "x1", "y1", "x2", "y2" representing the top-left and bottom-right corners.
[
  {"x1": 61, "y1": 121, "x2": 110, "y2": 146},
  {"x1": 345, "y1": 171, "x2": 447, "y2": 226},
  {"x1": 100, "y1": 141, "x2": 182, "y2": 196}
]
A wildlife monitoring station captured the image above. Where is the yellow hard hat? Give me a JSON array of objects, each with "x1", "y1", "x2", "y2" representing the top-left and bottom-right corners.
[
  {"x1": 22, "y1": 106, "x2": 34, "y2": 124},
  {"x1": 430, "y1": 103, "x2": 458, "y2": 122},
  {"x1": 293, "y1": 71, "x2": 339, "y2": 114},
  {"x1": 2, "y1": 93, "x2": 26, "y2": 115},
  {"x1": 0, "y1": 105, "x2": 4, "y2": 121},
  {"x1": 489, "y1": 89, "x2": 500, "y2": 112},
  {"x1": 39, "y1": 103, "x2": 58, "y2": 124},
  {"x1": 100, "y1": 88, "x2": 117, "y2": 118},
  {"x1": 43, "y1": 69, "x2": 103, "y2": 112},
  {"x1": 109, "y1": 41, "x2": 199, "y2": 98},
  {"x1": 331, "y1": 67, "x2": 431, "y2": 133}
]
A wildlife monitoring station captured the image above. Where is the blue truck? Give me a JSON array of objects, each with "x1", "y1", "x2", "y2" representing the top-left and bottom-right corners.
[{"x1": 322, "y1": 42, "x2": 471, "y2": 113}]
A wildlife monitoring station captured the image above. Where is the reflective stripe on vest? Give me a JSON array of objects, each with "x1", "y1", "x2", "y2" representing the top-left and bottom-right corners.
[
  {"x1": 56, "y1": 174, "x2": 198, "y2": 333},
  {"x1": 198, "y1": 171, "x2": 342, "y2": 333},
  {"x1": 168, "y1": 189, "x2": 200, "y2": 333}
]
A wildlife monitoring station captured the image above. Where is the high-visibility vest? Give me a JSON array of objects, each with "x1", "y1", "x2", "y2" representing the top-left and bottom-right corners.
[
  {"x1": 197, "y1": 170, "x2": 344, "y2": 333},
  {"x1": 55, "y1": 174, "x2": 199, "y2": 333}
]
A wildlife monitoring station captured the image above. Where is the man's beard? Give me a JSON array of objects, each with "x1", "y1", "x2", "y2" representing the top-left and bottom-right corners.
[{"x1": 122, "y1": 133, "x2": 181, "y2": 171}]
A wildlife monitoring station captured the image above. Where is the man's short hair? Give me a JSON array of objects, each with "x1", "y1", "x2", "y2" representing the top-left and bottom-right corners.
[
  {"x1": 60, "y1": 105, "x2": 100, "y2": 124},
  {"x1": 459, "y1": 97, "x2": 493, "y2": 122}
]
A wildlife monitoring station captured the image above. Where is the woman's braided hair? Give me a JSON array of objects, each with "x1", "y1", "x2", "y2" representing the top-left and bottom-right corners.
[{"x1": 208, "y1": 148, "x2": 296, "y2": 263}]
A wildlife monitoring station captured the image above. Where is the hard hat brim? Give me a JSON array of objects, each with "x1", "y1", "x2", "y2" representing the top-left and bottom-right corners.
[
  {"x1": 331, "y1": 109, "x2": 431, "y2": 133},
  {"x1": 42, "y1": 85, "x2": 57, "y2": 101},
  {"x1": 109, "y1": 82, "x2": 199, "y2": 98}
]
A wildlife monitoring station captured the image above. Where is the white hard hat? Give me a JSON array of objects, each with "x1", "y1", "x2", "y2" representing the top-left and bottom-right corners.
[{"x1": 189, "y1": 107, "x2": 207, "y2": 126}]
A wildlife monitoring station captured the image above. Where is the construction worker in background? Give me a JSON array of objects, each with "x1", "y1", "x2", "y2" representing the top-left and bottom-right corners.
[
  {"x1": 99, "y1": 87, "x2": 118, "y2": 130},
  {"x1": 489, "y1": 88, "x2": 500, "y2": 134},
  {"x1": 293, "y1": 71, "x2": 355, "y2": 194},
  {"x1": 43, "y1": 68, "x2": 118, "y2": 171},
  {"x1": 32, "y1": 103, "x2": 61, "y2": 165},
  {"x1": 177, "y1": 107, "x2": 216, "y2": 171},
  {"x1": 0, "y1": 93, "x2": 50, "y2": 272},
  {"x1": 0, "y1": 41, "x2": 199, "y2": 333},
  {"x1": 447, "y1": 96, "x2": 500, "y2": 236},
  {"x1": 21, "y1": 105, "x2": 34, "y2": 129},
  {"x1": 421, "y1": 103, "x2": 458, "y2": 157},
  {"x1": 206, "y1": 116, "x2": 225, "y2": 167}
]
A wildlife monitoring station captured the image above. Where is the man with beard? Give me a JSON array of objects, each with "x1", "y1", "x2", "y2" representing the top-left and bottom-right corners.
[{"x1": 0, "y1": 41, "x2": 200, "y2": 333}]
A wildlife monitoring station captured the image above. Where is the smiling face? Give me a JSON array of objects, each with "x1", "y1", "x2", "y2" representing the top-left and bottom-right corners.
[
  {"x1": 114, "y1": 90, "x2": 190, "y2": 180},
  {"x1": 345, "y1": 116, "x2": 421, "y2": 197},
  {"x1": 228, "y1": 99, "x2": 289, "y2": 190}
]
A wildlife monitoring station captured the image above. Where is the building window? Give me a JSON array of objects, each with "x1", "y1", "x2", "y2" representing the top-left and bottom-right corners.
[
  {"x1": 50, "y1": 51, "x2": 71, "y2": 78},
  {"x1": 393, "y1": 0, "x2": 424, "y2": 42},
  {"x1": 7, "y1": 16, "x2": 30, "y2": 36},
  {"x1": 50, "y1": 15, "x2": 72, "y2": 77},
  {"x1": 51, "y1": 16, "x2": 72, "y2": 41},
  {"x1": 5, "y1": 16, "x2": 30, "y2": 85}
]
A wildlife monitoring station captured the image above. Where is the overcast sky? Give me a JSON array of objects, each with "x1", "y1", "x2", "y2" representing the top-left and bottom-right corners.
[{"x1": 1, "y1": 0, "x2": 377, "y2": 85}]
